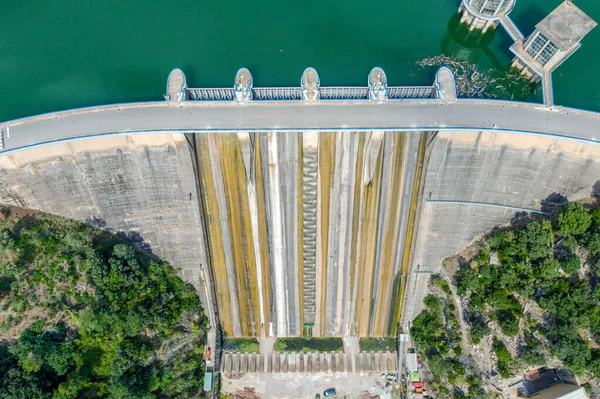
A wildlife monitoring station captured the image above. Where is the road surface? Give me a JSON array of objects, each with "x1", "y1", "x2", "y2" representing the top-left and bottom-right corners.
[{"x1": 1, "y1": 99, "x2": 599, "y2": 153}]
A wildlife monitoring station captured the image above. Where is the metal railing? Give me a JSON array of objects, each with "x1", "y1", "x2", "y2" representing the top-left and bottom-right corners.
[
  {"x1": 387, "y1": 86, "x2": 436, "y2": 99},
  {"x1": 185, "y1": 85, "x2": 437, "y2": 102},
  {"x1": 320, "y1": 87, "x2": 369, "y2": 100},
  {"x1": 185, "y1": 88, "x2": 234, "y2": 101},
  {"x1": 252, "y1": 87, "x2": 303, "y2": 101}
]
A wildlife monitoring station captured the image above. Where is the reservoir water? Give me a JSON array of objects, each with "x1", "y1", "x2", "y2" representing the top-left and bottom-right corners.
[{"x1": 1, "y1": 0, "x2": 599, "y2": 122}]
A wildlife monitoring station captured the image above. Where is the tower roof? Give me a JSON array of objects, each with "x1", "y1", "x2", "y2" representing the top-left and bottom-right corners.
[{"x1": 535, "y1": 1, "x2": 597, "y2": 51}]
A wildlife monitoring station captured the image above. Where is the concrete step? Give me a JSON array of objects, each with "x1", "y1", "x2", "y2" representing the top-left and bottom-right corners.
[{"x1": 220, "y1": 350, "x2": 398, "y2": 376}]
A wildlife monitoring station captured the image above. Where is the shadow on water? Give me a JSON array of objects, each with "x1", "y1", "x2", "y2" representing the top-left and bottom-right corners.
[
  {"x1": 442, "y1": 13, "x2": 500, "y2": 67},
  {"x1": 511, "y1": 3, "x2": 548, "y2": 36},
  {"x1": 429, "y1": 13, "x2": 538, "y2": 101}
]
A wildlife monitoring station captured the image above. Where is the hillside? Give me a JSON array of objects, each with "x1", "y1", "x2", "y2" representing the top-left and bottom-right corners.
[
  {"x1": 0, "y1": 207, "x2": 207, "y2": 398},
  {"x1": 411, "y1": 203, "x2": 600, "y2": 398}
]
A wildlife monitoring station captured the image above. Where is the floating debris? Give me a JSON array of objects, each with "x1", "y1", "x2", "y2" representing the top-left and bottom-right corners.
[{"x1": 417, "y1": 54, "x2": 537, "y2": 101}]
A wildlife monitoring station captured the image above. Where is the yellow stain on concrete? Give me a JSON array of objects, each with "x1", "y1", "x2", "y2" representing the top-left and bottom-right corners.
[
  {"x1": 373, "y1": 133, "x2": 405, "y2": 336},
  {"x1": 254, "y1": 138, "x2": 272, "y2": 331},
  {"x1": 348, "y1": 133, "x2": 367, "y2": 335},
  {"x1": 390, "y1": 132, "x2": 427, "y2": 336},
  {"x1": 317, "y1": 132, "x2": 336, "y2": 336},
  {"x1": 355, "y1": 139, "x2": 384, "y2": 337},
  {"x1": 194, "y1": 135, "x2": 234, "y2": 336},
  {"x1": 215, "y1": 134, "x2": 260, "y2": 337}
]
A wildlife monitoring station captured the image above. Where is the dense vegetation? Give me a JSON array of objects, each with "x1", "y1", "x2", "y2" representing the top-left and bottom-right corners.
[
  {"x1": 0, "y1": 207, "x2": 207, "y2": 398},
  {"x1": 455, "y1": 203, "x2": 600, "y2": 377},
  {"x1": 222, "y1": 338, "x2": 259, "y2": 353},
  {"x1": 411, "y1": 279, "x2": 490, "y2": 398},
  {"x1": 359, "y1": 337, "x2": 397, "y2": 352},
  {"x1": 411, "y1": 203, "x2": 600, "y2": 398},
  {"x1": 274, "y1": 338, "x2": 343, "y2": 353}
]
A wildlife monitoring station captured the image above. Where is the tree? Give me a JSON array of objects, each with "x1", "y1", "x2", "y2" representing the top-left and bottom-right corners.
[
  {"x1": 468, "y1": 384, "x2": 487, "y2": 398},
  {"x1": 497, "y1": 310, "x2": 519, "y2": 337},
  {"x1": 535, "y1": 258, "x2": 560, "y2": 280},
  {"x1": 0, "y1": 210, "x2": 206, "y2": 399},
  {"x1": 470, "y1": 322, "x2": 490, "y2": 345},
  {"x1": 517, "y1": 220, "x2": 553, "y2": 260},
  {"x1": 559, "y1": 253, "x2": 581, "y2": 274},
  {"x1": 581, "y1": 230, "x2": 600, "y2": 256},
  {"x1": 556, "y1": 203, "x2": 592, "y2": 236},
  {"x1": 493, "y1": 338, "x2": 513, "y2": 378}
]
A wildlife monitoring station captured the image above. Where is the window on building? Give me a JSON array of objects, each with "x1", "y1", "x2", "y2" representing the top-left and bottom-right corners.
[
  {"x1": 525, "y1": 33, "x2": 558, "y2": 67},
  {"x1": 536, "y1": 41, "x2": 558, "y2": 66},
  {"x1": 468, "y1": 0, "x2": 511, "y2": 15}
]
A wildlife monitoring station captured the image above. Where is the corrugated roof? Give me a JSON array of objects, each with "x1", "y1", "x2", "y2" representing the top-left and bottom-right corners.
[
  {"x1": 203, "y1": 372, "x2": 213, "y2": 392},
  {"x1": 407, "y1": 353, "x2": 418, "y2": 372}
]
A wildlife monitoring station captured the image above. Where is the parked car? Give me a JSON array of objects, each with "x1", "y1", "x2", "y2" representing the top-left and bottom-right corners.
[
  {"x1": 323, "y1": 388, "x2": 336, "y2": 397},
  {"x1": 315, "y1": 395, "x2": 321, "y2": 399}
]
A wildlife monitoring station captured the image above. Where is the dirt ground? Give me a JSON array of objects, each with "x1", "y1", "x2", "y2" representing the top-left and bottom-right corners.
[{"x1": 222, "y1": 372, "x2": 393, "y2": 399}]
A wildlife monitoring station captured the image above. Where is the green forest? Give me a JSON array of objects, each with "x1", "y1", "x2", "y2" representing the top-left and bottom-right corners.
[
  {"x1": 411, "y1": 203, "x2": 600, "y2": 398},
  {"x1": 0, "y1": 207, "x2": 207, "y2": 398}
]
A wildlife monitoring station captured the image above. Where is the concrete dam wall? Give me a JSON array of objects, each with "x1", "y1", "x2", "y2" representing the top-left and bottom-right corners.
[
  {"x1": 0, "y1": 134, "x2": 217, "y2": 327},
  {"x1": 192, "y1": 131, "x2": 419, "y2": 338},
  {"x1": 3, "y1": 128, "x2": 600, "y2": 338},
  {"x1": 403, "y1": 130, "x2": 600, "y2": 326},
  {"x1": 0, "y1": 130, "x2": 420, "y2": 338}
]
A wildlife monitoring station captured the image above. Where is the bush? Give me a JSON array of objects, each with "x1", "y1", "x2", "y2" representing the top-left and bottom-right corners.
[
  {"x1": 556, "y1": 203, "x2": 592, "y2": 236},
  {"x1": 274, "y1": 338, "x2": 343, "y2": 353},
  {"x1": 222, "y1": 338, "x2": 259, "y2": 353},
  {"x1": 493, "y1": 338, "x2": 513, "y2": 377},
  {"x1": 359, "y1": 337, "x2": 397, "y2": 352},
  {"x1": 560, "y1": 236, "x2": 578, "y2": 252},
  {"x1": 520, "y1": 347, "x2": 544, "y2": 366}
]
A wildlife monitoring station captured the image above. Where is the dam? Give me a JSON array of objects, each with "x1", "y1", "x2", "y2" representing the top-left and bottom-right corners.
[{"x1": 1, "y1": 66, "x2": 600, "y2": 342}]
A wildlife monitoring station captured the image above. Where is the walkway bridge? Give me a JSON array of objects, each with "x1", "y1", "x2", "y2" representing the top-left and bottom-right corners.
[{"x1": 180, "y1": 67, "x2": 436, "y2": 103}]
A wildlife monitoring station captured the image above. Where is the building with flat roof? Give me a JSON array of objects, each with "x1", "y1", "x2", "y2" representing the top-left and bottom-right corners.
[
  {"x1": 510, "y1": 1, "x2": 597, "y2": 82},
  {"x1": 518, "y1": 369, "x2": 589, "y2": 399},
  {"x1": 522, "y1": 383, "x2": 588, "y2": 399},
  {"x1": 459, "y1": 0, "x2": 516, "y2": 32}
]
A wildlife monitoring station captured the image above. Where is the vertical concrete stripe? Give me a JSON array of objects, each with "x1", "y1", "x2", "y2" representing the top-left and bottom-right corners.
[
  {"x1": 373, "y1": 134, "x2": 405, "y2": 336},
  {"x1": 194, "y1": 135, "x2": 234, "y2": 336},
  {"x1": 355, "y1": 138, "x2": 384, "y2": 336},
  {"x1": 348, "y1": 132, "x2": 368, "y2": 336},
  {"x1": 316, "y1": 132, "x2": 335, "y2": 336},
  {"x1": 254, "y1": 141, "x2": 272, "y2": 333},
  {"x1": 238, "y1": 132, "x2": 265, "y2": 335},
  {"x1": 266, "y1": 132, "x2": 288, "y2": 336},
  {"x1": 207, "y1": 135, "x2": 242, "y2": 336}
]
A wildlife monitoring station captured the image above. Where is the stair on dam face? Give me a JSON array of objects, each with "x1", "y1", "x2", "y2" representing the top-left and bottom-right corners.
[
  {"x1": 221, "y1": 350, "x2": 398, "y2": 376},
  {"x1": 302, "y1": 150, "x2": 319, "y2": 323}
]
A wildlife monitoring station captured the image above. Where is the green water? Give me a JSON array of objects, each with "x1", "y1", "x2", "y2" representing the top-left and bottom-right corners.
[{"x1": 1, "y1": 0, "x2": 599, "y2": 122}]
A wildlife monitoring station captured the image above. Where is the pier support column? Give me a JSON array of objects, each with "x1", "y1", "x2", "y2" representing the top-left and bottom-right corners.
[{"x1": 165, "y1": 68, "x2": 187, "y2": 104}]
